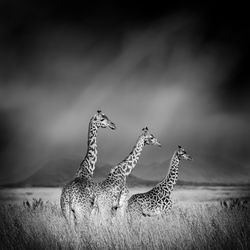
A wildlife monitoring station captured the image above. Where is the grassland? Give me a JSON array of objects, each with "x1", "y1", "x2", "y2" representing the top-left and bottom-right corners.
[{"x1": 0, "y1": 197, "x2": 249, "y2": 250}]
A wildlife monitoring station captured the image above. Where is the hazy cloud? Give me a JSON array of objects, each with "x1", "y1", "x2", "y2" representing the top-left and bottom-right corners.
[{"x1": 0, "y1": 10, "x2": 249, "y2": 183}]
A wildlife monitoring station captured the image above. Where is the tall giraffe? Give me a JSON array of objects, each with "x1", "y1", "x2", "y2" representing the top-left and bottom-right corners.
[
  {"x1": 92, "y1": 127, "x2": 161, "y2": 219},
  {"x1": 75, "y1": 110, "x2": 116, "y2": 178},
  {"x1": 60, "y1": 110, "x2": 116, "y2": 226},
  {"x1": 127, "y1": 145, "x2": 192, "y2": 218}
]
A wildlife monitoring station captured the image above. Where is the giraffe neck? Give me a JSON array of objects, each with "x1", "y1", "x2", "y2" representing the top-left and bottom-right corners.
[
  {"x1": 76, "y1": 118, "x2": 98, "y2": 178},
  {"x1": 108, "y1": 135, "x2": 145, "y2": 179},
  {"x1": 157, "y1": 151, "x2": 180, "y2": 196}
]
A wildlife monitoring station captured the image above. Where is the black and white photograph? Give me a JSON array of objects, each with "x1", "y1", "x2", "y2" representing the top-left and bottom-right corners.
[{"x1": 0, "y1": 1, "x2": 250, "y2": 249}]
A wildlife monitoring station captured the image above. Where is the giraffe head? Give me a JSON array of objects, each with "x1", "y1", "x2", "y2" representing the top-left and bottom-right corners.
[
  {"x1": 142, "y1": 127, "x2": 161, "y2": 147},
  {"x1": 177, "y1": 145, "x2": 192, "y2": 160},
  {"x1": 93, "y1": 110, "x2": 116, "y2": 130}
]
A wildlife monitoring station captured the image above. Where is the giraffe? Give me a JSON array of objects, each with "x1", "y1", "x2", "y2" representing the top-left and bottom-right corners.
[
  {"x1": 91, "y1": 127, "x2": 161, "y2": 220},
  {"x1": 60, "y1": 110, "x2": 116, "y2": 227},
  {"x1": 127, "y1": 145, "x2": 192, "y2": 219}
]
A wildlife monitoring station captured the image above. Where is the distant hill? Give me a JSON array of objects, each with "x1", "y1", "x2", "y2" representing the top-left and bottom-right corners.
[
  {"x1": 132, "y1": 154, "x2": 250, "y2": 184},
  {"x1": 7, "y1": 158, "x2": 158, "y2": 187},
  {"x1": 18, "y1": 158, "x2": 79, "y2": 187},
  {"x1": 2, "y1": 154, "x2": 250, "y2": 187}
]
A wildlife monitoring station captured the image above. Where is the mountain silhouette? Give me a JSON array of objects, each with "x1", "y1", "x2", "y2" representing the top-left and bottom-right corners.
[
  {"x1": 132, "y1": 153, "x2": 250, "y2": 184},
  {"x1": 4, "y1": 153, "x2": 249, "y2": 187},
  {"x1": 13, "y1": 158, "x2": 157, "y2": 187}
]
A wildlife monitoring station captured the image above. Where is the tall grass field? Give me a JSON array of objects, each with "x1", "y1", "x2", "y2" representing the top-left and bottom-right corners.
[{"x1": 0, "y1": 187, "x2": 250, "y2": 249}]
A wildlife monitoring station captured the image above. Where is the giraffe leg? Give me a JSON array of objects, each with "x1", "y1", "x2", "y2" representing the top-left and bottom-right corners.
[
  {"x1": 65, "y1": 204, "x2": 78, "y2": 233},
  {"x1": 127, "y1": 201, "x2": 145, "y2": 222},
  {"x1": 71, "y1": 208, "x2": 78, "y2": 228},
  {"x1": 113, "y1": 188, "x2": 129, "y2": 217}
]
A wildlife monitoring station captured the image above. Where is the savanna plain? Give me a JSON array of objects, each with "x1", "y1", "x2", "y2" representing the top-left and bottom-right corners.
[{"x1": 0, "y1": 186, "x2": 250, "y2": 250}]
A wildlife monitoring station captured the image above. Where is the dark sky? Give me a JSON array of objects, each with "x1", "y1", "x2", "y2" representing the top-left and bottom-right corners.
[{"x1": 0, "y1": 1, "x2": 250, "y2": 184}]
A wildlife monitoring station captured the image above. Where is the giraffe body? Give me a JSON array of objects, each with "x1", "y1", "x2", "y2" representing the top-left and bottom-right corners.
[
  {"x1": 127, "y1": 146, "x2": 192, "y2": 219},
  {"x1": 60, "y1": 177, "x2": 96, "y2": 226},
  {"x1": 60, "y1": 111, "x2": 116, "y2": 226},
  {"x1": 92, "y1": 127, "x2": 161, "y2": 220}
]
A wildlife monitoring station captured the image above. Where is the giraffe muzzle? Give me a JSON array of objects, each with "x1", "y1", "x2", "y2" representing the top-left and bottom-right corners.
[
  {"x1": 109, "y1": 121, "x2": 116, "y2": 130},
  {"x1": 185, "y1": 154, "x2": 193, "y2": 161}
]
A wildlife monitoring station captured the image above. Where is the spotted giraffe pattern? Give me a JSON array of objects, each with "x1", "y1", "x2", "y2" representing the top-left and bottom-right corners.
[
  {"x1": 127, "y1": 145, "x2": 192, "y2": 218},
  {"x1": 60, "y1": 111, "x2": 116, "y2": 227},
  {"x1": 76, "y1": 119, "x2": 98, "y2": 178},
  {"x1": 92, "y1": 127, "x2": 161, "y2": 219}
]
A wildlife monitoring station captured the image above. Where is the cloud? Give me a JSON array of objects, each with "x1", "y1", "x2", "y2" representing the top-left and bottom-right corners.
[{"x1": 0, "y1": 14, "x2": 249, "y2": 183}]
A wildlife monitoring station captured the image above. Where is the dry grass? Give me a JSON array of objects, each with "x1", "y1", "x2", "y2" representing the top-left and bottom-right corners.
[{"x1": 0, "y1": 199, "x2": 250, "y2": 250}]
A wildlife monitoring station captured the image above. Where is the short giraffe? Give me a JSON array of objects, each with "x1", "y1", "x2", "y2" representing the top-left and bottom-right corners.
[
  {"x1": 60, "y1": 110, "x2": 116, "y2": 226},
  {"x1": 127, "y1": 145, "x2": 192, "y2": 218},
  {"x1": 92, "y1": 127, "x2": 161, "y2": 219}
]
